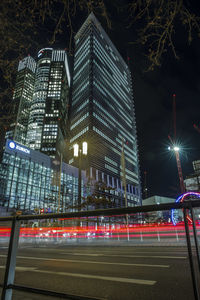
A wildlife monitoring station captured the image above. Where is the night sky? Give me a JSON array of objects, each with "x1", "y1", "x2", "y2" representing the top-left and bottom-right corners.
[
  {"x1": 128, "y1": 19, "x2": 200, "y2": 199},
  {"x1": 3, "y1": 1, "x2": 200, "y2": 200},
  {"x1": 133, "y1": 43, "x2": 200, "y2": 199}
]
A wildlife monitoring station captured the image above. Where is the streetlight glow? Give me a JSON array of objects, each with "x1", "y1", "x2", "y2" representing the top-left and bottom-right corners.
[
  {"x1": 73, "y1": 144, "x2": 79, "y2": 157},
  {"x1": 168, "y1": 145, "x2": 180, "y2": 152},
  {"x1": 173, "y1": 146, "x2": 180, "y2": 152},
  {"x1": 82, "y1": 141, "x2": 88, "y2": 155}
]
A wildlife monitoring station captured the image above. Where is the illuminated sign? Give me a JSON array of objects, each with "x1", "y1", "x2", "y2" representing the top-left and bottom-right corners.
[
  {"x1": 8, "y1": 141, "x2": 30, "y2": 154},
  {"x1": 8, "y1": 141, "x2": 16, "y2": 150}
]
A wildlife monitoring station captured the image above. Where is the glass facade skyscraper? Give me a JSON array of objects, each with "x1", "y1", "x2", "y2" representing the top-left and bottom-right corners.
[
  {"x1": 26, "y1": 48, "x2": 71, "y2": 159},
  {"x1": 6, "y1": 56, "x2": 36, "y2": 145},
  {"x1": 7, "y1": 48, "x2": 71, "y2": 160},
  {"x1": 69, "y1": 13, "x2": 141, "y2": 206}
]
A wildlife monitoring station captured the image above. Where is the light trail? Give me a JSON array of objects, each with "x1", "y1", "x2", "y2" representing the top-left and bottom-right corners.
[{"x1": 0, "y1": 221, "x2": 199, "y2": 240}]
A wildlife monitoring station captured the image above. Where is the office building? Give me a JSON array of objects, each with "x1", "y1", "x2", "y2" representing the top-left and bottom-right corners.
[
  {"x1": 184, "y1": 160, "x2": 200, "y2": 192},
  {"x1": 5, "y1": 56, "x2": 36, "y2": 145},
  {"x1": 69, "y1": 13, "x2": 141, "y2": 207},
  {"x1": 0, "y1": 139, "x2": 86, "y2": 212},
  {"x1": 7, "y1": 48, "x2": 71, "y2": 160},
  {"x1": 26, "y1": 48, "x2": 71, "y2": 159}
]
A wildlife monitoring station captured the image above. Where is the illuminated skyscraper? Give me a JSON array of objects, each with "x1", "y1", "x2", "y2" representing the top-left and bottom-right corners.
[
  {"x1": 6, "y1": 56, "x2": 36, "y2": 145},
  {"x1": 26, "y1": 48, "x2": 71, "y2": 158},
  {"x1": 7, "y1": 48, "x2": 71, "y2": 159},
  {"x1": 69, "y1": 13, "x2": 141, "y2": 206}
]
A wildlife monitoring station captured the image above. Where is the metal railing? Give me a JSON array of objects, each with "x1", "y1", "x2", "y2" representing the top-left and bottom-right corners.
[{"x1": 0, "y1": 200, "x2": 200, "y2": 300}]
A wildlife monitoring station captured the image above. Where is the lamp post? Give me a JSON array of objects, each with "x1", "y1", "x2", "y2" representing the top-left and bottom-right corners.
[
  {"x1": 168, "y1": 145, "x2": 185, "y2": 194},
  {"x1": 73, "y1": 141, "x2": 88, "y2": 211}
]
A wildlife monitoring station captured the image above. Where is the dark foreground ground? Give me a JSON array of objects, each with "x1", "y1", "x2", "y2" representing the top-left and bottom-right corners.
[{"x1": 0, "y1": 245, "x2": 199, "y2": 300}]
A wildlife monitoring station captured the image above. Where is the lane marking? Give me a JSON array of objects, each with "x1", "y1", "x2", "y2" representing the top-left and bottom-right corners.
[
  {"x1": 0, "y1": 255, "x2": 169, "y2": 268},
  {"x1": 96, "y1": 251, "x2": 188, "y2": 254},
  {"x1": 0, "y1": 266, "x2": 156, "y2": 285},
  {"x1": 61, "y1": 252, "x2": 186, "y2": 259},
  {"x1": 71, "y1": 253, "x2": 102, "y2": 256},
  {"x1": 109, "y1": 255, "x2": 186, "y2": 259}
]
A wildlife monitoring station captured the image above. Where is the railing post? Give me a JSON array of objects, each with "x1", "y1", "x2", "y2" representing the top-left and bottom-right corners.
[
  {"x1": 189, "y1": 205, "x2": 200, "y2": 274},
  {"x1": 175, "y1": 229, "x2": 179, "y2": 242},
  {"x1": 1, "y1": 217, "x2": 21, "y2": 300},
  {"x1": 140, "y1": 231, "x2": 143, "y2": 242},
  {"x1": 183, "y1": 208, "x2": 199, "y2": 300},
  {"x1": 157, "y1": 230, "x2": 160, "y2": 242}
]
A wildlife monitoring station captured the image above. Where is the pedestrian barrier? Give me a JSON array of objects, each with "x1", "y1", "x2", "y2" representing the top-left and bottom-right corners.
[{"x1": 0, "y1": 200, "x2": 200, "y2": 300}]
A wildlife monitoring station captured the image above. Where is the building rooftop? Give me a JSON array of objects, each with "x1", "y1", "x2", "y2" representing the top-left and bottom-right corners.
[{"x1": 75, "y1": 12, "x2": 129, "y2": 70}]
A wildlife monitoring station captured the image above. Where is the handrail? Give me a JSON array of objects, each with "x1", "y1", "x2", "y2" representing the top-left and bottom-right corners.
[
  {"x1": 0, "y1": 200, "x2": 200, "y2": 222},
  {"x1": 1, "y1": 199, "x2": 200, "y2": 300}
]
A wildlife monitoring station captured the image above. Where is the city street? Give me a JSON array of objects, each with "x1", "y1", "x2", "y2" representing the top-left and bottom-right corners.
[{"x1": 0, "y1": 245, "x2": 199, "y2": 299}]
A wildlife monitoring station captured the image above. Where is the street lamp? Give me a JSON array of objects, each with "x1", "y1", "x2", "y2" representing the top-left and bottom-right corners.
[
  {"x1": 168, "y1": 144, "x2": 185, "y2": 194},
  {"x1": 73, "y1": 141, "x2": 88, "y2": 211}
]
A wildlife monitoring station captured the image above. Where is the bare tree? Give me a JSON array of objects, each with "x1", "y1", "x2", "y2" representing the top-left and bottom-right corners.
[
  {"x1": 0, "y1": 0, "x2": 199, "y2": 124},
  {"x1": 127, "y1": 0, "x2": 200, "y2": 70},
  {"x1": 0, "y1": 0, "x2": 109, "y2": 125}
]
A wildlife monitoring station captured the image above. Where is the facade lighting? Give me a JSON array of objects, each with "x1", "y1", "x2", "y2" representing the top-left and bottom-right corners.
[
  {"x1": 73, "y1": 144, "x2": 79, "y2": 157},
  {"x1": 73, "y1": 141, "x2": 88, "y2": 211},
  {"x1": 82, "y1": 141, "x2": 88, "y2": 155}
]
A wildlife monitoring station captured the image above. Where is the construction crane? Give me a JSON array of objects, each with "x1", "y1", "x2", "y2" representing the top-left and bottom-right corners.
[{"x1": 168, "y1": 94, "x2": 185, "y2": 194}]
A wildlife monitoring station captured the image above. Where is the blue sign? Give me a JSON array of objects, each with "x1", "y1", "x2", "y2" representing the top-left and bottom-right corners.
[
  {"x1": 8, "y1": 141, "x2": 16, "y2": 150},
  {"x1": 8, "y1": 140, "x2": 30, "y2": 155}
]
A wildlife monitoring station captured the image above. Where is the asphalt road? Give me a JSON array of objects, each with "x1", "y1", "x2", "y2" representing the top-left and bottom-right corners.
[{"x1": 0, "y1": 245, "x2": 199, "y2": 300}]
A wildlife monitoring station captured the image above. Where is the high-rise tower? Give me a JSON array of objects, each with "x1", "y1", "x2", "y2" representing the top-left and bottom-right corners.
[
  {"x1": 26, "y1": 48, "x2": 71, "y2": 158},
  {"x1": 69, "y1": 13, "x2": 141, "y2": 206},
  {"x1": 7, "y1": 48, "x2": 71, "y2": 160},
  {"x1": 6, "y1": 56, "x2": 36, "y2": 145}
]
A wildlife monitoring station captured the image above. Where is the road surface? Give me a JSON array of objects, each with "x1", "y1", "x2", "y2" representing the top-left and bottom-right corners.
[{"x1": 0, "y1": 245, "x2": 199, "y2": 299}]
